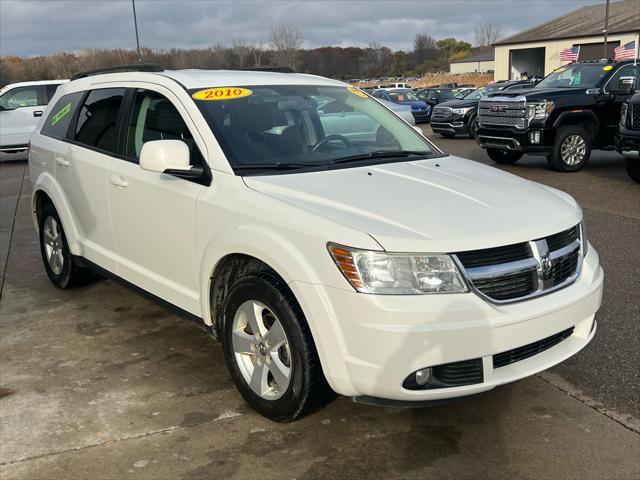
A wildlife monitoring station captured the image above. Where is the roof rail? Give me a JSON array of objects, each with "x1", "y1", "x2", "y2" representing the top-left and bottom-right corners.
[
  {"x1": 239, "y1": 67, "x2": 295, "y2": 73},
  {"x1": 70, "y1": 63, "x2": 164, "y2": 81}
]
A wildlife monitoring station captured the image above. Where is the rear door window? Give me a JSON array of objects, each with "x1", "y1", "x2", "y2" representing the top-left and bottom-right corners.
[
  {"x1": 41, "y1": 91, "x2": 84, "y2": 140},
  {"x1": 74, "y1": 88, "x2": 125, "y2": 154}
]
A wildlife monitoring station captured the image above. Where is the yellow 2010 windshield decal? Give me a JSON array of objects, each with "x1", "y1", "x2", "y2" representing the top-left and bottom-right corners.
[
  {"x1": 347, "y1": 86, "x2": 368, "y2": 98},
  {"x1": 51, "y1": 102, "x2": 71, "y2": 126},
  {"x1": 192, "y1": 87, "x2": 252, "y2": 101}
]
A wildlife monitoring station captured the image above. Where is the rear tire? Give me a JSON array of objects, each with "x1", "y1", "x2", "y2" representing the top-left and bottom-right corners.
[
  {"x1": 221, "y1": 273, "x2": 334, "y2": 421},
  {"x1": 38, "y1": 202, "x2": 93, "y2": 288},
  {"x1": 486, "y1": 148, "x2": 523, "y2": 164},
  {"x1": 626, "y1": 158, "x2": 640, "y2": 183},
  {"x1": 547, "y1": 125, "x2": 591, "y2": 172}
]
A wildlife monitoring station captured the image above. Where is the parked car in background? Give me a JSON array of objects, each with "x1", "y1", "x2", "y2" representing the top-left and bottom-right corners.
[
  {"x1": 372, "y1": 88, "x2": 431, "y2": 122},
  {"x1": 415, "y1": 88, "x2": 464, "y2": 108},
  {"x1": 455, "y1": 87, "x2": 476, "y2": 97},
  {"x1": 29, "y1": 65, "x2": 602, "y2": 421},
  {"x1": 431, "y1": 82, "x2": 532, "y2": 139},
  {"x1": 376, "y1": 98, "x2": 416, "y2": 125},
  {"x1": 616, "y1": 91, "x2": 640, "y2": 182},
  {"x1": 477, "y1": 59, "x2": 638, "y2": 171},
  {"x1": 0, "y1": 80, "x2": 67, "y2": 154}
]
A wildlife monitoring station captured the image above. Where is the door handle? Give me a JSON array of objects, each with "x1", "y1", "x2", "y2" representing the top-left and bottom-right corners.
[
  {"x1": 33, "y1": 111, "x2": 43, "y2": 117},
  {"x1": 109, "y1": 175, "x2": 129, "y2": 188},
  {"x1": 55, "y1": 157, "x2": 70, "y2": 167}
]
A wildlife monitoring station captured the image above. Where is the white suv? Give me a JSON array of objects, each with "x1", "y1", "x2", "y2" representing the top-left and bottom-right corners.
[
  {"x1": 1, "y1": 80, "x2": 67, "y2": 154},
  {"x1": 28, "y1": 65, "x2": 603, "y2": 421}
]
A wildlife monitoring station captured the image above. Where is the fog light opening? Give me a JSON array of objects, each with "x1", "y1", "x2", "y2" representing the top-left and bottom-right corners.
[{"x1": 528, "y1": 130, "x2": 542, "y2": 144}]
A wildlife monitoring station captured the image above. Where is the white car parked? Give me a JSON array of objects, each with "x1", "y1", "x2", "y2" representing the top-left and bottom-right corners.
[
  {"x1": 28, "y1": 65, "x2": 603, "y2": 421},
  {"x1": 0, "y1": 80, "x2": 67, "y2": 153}
]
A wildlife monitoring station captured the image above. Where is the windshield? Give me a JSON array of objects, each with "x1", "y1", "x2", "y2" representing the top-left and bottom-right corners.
[
  {"x1": 439, "y1": 90, "x2": 463, "y2": 100},
  {"x1": 191, "y1": 85, "x2": 436, "y2": 174},
  {"x1": 535, "y1": 64, "x2": 609, "y2": 89},
  {"x1": 387, "y1": 90, "x2": 419, "y2": 102}
]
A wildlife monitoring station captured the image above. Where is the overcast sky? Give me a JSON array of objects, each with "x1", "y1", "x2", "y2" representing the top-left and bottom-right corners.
[{"x1": 1, "y1": 0, "x2": 600, "y2": 57}]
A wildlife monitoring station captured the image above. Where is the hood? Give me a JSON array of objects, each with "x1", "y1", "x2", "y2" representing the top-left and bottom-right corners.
[
  {"x1": 243, "y1": 156, "x2": 581, "y2": 253},
  {"x1": 486, "y1": 87, "x2": 587, "y2": 102},
  {"x1": 435, "y1": 98, "x2": 478, "y2": 109},
  {"x1": 395, "y1": 100, "x2": 428, "y2": 110}
]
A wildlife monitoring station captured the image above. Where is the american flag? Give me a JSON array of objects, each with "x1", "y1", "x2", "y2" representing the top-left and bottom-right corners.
[
  {"x1": 560, "y1": 46, "x2": 580, "y2": 62},
  {"x1": 614, "y1": 41, "x2": 637, "y2": 61}
]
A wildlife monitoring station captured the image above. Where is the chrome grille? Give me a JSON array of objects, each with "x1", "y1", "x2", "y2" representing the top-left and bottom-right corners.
[
  {"x1": 432, "y1": 107, "x2": 452, "y2": 120},
  {"x1": 633, "y1": 104, "x2": 640, "y2": 130},
  {"x1": 479, "y1": 100, "x2": 527, "y2": 129},
  {"x1": 454, "y1": 224, "x2": 583, "y2": 303}
]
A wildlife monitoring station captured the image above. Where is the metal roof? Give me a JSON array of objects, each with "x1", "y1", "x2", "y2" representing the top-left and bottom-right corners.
[
  {"x1": 494, "y1": 0, "x2": 639, "y2": 46},
  {"x1": 450, "y1": 52, "x2": 495, "y2": 64}
]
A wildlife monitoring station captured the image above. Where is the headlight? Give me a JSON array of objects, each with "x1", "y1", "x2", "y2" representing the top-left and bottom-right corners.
[
  {"x1": 619, "y1": 103, "x2": 628, "y2": 127},
  {"x1": 452, "y1": 107, "x2": 473, "y2": 115},
  {"x1": 527, "y1": 101, "x2": 554, "y2": 121},
  {"x1": 328, "y1": 244, "x2": 468, "y2": 294}
]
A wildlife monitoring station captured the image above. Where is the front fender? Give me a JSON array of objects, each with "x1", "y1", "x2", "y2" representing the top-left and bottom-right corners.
[{"x1": 31, "y1": 170, "x2": 82, "y2": 255}]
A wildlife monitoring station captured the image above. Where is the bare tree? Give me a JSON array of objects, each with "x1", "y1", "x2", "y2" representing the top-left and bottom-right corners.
[
  {"x1": 474, "y1": 23, "x2": 502, "y2": 50},
  {"x1": 232, "y1": 38, "x2": 252, "y2": 68},
  {"x1": 251, "y1": 43, "x2": 265, "y2": 67},
  {"x1": 209, "y1": 43, "x2": 228, "y2": 68},
  {"x1": 269, "y1": 24, "x2": 303, "y2": 69},
  {"x1": 412, "y1": 33, "x2": 438, "y2": 64}
]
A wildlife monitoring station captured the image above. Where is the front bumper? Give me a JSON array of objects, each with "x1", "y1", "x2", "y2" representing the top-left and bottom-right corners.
[
  {"x1": 477, "y1": 125, "x2": 555, "y2": 155},
  {"x1": 616, "y1": 129, "x2": 640, "y2": 159},
  {"x1": 431, "y1": 113, "x2": 469, "y2": 134},
  {"x1": 290, "y1": 245, "x2": 602, "y2": 402},
  {"x1": 412, "y1": 110, "x2": 431, "y2": 123}
]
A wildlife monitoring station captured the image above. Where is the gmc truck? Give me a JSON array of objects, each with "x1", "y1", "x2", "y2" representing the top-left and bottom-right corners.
[{"x1": 476, "y1": 59, "x2": 638, "y2": 171}]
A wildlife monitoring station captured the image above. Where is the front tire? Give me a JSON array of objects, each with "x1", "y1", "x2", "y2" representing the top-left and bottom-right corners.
[
  {"x1": 439, "y1": 132, "x2": 455, "y2": 139},
  {"x1": 486, "y1": 148, "x2": 523, "y2": 164},
  {"x1": 626, "y1": 158, "x2": 640, "y2": 183},
  {"x1": 221, "y1": 273, "x2": 333, "y2": 421},
  {"x1": 547, "y1": 125, "x2": 591, "y2": 172},
  {"x1": 38, "y1": 202, "x2": 92, "y2": 288},
  {"x1": 467, "y1": 115, "x2": 479, "y2": 139}
]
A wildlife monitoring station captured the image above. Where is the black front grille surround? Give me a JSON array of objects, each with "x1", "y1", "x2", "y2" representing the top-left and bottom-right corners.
[
  {"x1": 493, "y1": 328, "x2": 574, "y2": 368},
  {"x1": 454, "y1": 224, "x2": 584, "y2": 303}
]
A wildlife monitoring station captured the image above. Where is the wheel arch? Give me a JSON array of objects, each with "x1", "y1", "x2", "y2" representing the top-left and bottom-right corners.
[
  {"x1": 31, "y1": 172, "x2": 81, "y2": 254},
  {"x1": 552, "y1": 111, "x2": 599, "y2": 145}
]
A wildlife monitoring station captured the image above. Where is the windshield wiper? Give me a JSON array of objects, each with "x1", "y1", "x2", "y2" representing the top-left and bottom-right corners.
[
  {"x1": 234, "y1": 161, "x2": 325, "y2": 170},
  {"x1": 329, "y1": 150, "x2": 430, "y2": 165}
]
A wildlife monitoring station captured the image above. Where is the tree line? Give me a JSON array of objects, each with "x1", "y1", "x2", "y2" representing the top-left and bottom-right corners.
[{"x1": 0, "y1": 23, "x2": 501, "y2": 85}]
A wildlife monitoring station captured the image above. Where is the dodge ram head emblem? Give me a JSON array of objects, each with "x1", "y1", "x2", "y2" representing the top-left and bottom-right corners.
[
  {"x1": 540, "y1": 254, "x2": 553, "y2": 279},
  {"x1": 489, "y1": 104, "x2": 507, "y2": 113}
]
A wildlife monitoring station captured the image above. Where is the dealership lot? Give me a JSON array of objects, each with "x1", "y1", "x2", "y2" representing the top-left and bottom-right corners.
[{"x1": 0, "y1": 130, "x2": 638, "y2": 478}]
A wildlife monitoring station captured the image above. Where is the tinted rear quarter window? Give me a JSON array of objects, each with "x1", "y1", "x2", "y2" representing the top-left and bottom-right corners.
[
  {"x1": 74, "y1": 88, "x2": 125, "y2": 153},
  {"x1": 41, "y1": 91, "x2": 84, "y2": 140},
  {"x1": 46, "y1": 84, "x2": 62, "y2": 102}
]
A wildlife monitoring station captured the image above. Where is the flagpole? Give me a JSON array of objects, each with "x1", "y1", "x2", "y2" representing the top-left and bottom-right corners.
[{"x1": 603, "y1": 0, "x2": 610, "y2": 59}]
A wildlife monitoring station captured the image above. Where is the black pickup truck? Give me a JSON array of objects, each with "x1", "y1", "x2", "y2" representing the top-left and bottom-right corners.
[
  {"x1": 476, "y1": 59, "x2": 638, "y2": 171},
  {"x1": 617, "y1": 91, "x2": 640, "y2": 182}
]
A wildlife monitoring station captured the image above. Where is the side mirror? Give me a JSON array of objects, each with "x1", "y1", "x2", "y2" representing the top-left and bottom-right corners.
[
  {"x1": 139, "y1": 140, "x2": 203, "y2": 179},
  {"x1": 611, "y1": 76, "x2": 636, "y2": 95}
]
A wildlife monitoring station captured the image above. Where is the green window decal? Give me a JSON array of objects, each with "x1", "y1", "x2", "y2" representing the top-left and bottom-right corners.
[{"x1": 51, "y1": 102, "x2": 71, "y2": 126}]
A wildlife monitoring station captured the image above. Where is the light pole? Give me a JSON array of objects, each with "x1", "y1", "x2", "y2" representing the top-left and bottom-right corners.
[
  {"x1": 132, "y1": 0, "x2": 142, "y2": 63},
  {"x1": 603, "y1": 0, "x2": 610, "y2": 59}
]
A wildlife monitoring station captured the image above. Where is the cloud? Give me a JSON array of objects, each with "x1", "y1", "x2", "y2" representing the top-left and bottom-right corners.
[{"x1": 0, "y1": 0, "x2": 593, "y2": 56}]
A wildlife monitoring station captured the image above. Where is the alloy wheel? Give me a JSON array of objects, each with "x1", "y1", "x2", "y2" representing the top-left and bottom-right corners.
[
  {"x1": 231, "y1": 300, "x2": 292, "y2": 400},
  {"x1": 560, "y1": 134, "x2": 586, "y2": 166},
  {"x1": 43, "y1": 216, "x2": 64, "y2": 275}
]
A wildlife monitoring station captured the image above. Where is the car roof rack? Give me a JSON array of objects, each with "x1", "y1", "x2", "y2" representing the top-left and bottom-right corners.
[
  {"x1": 70, "y1": 63, "x2": 164, "y2": 81},
  {"x1": 238, "y1": 67, "x2": 295, "y2": 73}
]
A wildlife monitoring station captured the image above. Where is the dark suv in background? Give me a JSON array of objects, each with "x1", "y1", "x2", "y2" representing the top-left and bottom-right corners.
[
  {"x1": 476, "y1": 59, "x2": 638, "y2": 171},
  {"x1": 431, "y1": 81, "x2": 533, "y2": 139},
  {"x1": 617, "y1": 91, "x2": 640, "y2": 182}
]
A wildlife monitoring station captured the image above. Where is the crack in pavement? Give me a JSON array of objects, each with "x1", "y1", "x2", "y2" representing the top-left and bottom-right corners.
[{"x1": 0, "y1": 411, "x2": 244, "y2": 467}]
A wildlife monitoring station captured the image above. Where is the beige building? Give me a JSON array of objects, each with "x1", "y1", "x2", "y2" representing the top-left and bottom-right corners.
[
  {"x1": 493, "y1": 0, "x2": 639, "y2": 81},
  {"x1": 449, "y1": 52, "x2": 495, "y2": 74}
]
